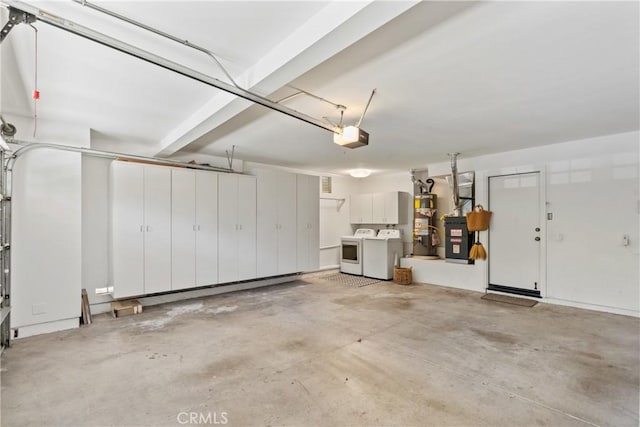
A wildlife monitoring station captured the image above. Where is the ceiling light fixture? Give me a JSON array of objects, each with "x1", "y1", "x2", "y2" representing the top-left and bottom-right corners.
[{"x1": 349, "y1": 169, "x2": 371, "y2": 178}]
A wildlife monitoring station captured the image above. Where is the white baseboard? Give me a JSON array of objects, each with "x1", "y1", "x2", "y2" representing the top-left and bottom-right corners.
[
  {"x1": 16, "y1": 276, "x2": 303, "y2": 340},
  {"x1": 543, "y1": 297, "x2": 639, "y2": 318},
  {"x1": 140, "y1": 275, "x2": 299, "y2": 307},
  {"x1": 12, "y1": 318, "x2": 79, "y2": 339},
  {"x1": 316, "y1": 265, "x2": 339, "y2": 272}
]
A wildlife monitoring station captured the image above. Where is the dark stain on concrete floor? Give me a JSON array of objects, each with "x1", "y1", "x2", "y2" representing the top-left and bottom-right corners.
[{"x1": 1, "y1": 278, "x2": 638, "y2": 427}]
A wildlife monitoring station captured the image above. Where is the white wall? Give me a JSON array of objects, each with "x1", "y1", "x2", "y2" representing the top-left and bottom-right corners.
[
  {"x1": 320, "y1": 131, "x2": 639, "y2": 315},
  {"x1": 8, "y1": 116, "x2": 89, "y2": 337},
  {"x1": 319, "y1": 176, "x2": 359, "y2": 269},
  {"x1": 4, "y1": 116, "x2": 91, "y2": 146},
  {"x1": 405, "y1": 131, "x2": 639, "y2": 316},
  {"x1": 11, "y1": 148, "x2": 83, "y2": 337}
]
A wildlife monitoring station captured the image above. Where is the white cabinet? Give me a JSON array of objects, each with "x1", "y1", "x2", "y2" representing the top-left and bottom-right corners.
[
  {"x1": 195, "y1": 171, "x2": 219, "y2": 287},
  {"x1": 372, "y1": 191, "x2": 400, "y2": 224},
  {"x1": 143, "y1": 166, "x2": 172, "y2": 294},
  {"x1": 111, "y1": 162, "x2": 171, "y2": 298},
  {"x1": 350, "y1": 194, "x2": 373, "y2": 224},
  {"x1": 351, "y1": 191, "x2": 400, "y2": 224},
  {"x1": 296, "y1": 174, "x2": 320, "y2": 272},
  {"x1": 218, "y1": 174, "x2": 257, "y2": 283},
  {"x1": 171, "y1": 170, "x2": 219, "y2": 290},
  {"x1": 171, "y1": 169, "x2": 196, "y2": 290},
  {"x1": 111, "y1": 162, "x2": 144, "y2": 298},
  {"x1": 257, "y1": 170, "x2": 297, "y2": 277}
]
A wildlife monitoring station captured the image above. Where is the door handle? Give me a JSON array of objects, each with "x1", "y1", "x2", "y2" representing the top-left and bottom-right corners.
[{"x1": 535, "y1": 236, "x2": 541, "y2": 241}]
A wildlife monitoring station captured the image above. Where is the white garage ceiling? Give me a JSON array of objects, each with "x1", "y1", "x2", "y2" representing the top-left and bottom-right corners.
[{"x1": 1, "y1": 1, "x2": 638, "y2": 176}]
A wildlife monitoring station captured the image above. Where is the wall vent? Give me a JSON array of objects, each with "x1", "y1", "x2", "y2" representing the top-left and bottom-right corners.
[{"x1": 321, "y1": 176, "x2": 332, "y2": 194}]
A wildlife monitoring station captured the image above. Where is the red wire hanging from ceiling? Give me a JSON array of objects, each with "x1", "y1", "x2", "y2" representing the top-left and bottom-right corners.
[{"x1": 30, "y1": 24, "x2": 39, "y2": 138}]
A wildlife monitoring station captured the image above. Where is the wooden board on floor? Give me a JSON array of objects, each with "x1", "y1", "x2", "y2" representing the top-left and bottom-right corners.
[{"x1": 81, "y1": 289, "x2": 92, "y2": 325}]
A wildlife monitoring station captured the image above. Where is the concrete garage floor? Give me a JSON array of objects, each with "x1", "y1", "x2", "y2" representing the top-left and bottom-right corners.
[{"x1": 1, "y1": 276, "x2": 639, "y2": 427}]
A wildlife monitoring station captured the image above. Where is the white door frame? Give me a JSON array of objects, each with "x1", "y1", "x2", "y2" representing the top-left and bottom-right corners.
[{"x1": 486, "y1": 166, "x2": 547, "y2": 298}]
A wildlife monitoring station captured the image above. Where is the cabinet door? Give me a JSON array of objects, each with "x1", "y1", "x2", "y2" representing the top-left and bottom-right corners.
[
  {"x1": 305, "y1": 175, "x2": 320, "y2": 271},
  {"x1": 143, "y1": 166, "x2": 172, "y2": 294},
  {"x1": 360, "y1": 193, "x2": 373, "y2": 223},
  {"x1": 296, "y1": 174, "x2": 319, "y2": 272},
  {"x1": 277, "y1": 172, "x2": 298, "y2": 274},
  {"x1": 350, "y1": 194, "x2": 362, "y2": 223},
  {"x1": 372, "y1": 192, "x2": 385, "y2": 223},
  {"x1": 171, "y1": 169, "x2": 196, "y2": 290},
  {"x1": 237, "y1": 175, "x2": 257, "y2": 281},
  {"x1": 218, "y1": 174, "x2": 238, "y2": 284},
  {"x1": 351, "y1": 194, "x2": 373, "y2": 224},
  {"x1": 297, "y1": 175, "x2": 311, "y2": 271},
  {"x1": 195, "y1": 171, "x2": 218, "y2": 286},
  {"x1": 111, "y1": 162, "x2": 144, "y2": 298},
  {"x1": 256, "y1": 170, "x2": 278, "y2": 277},
  {"x1": 384, "y1": 191, "x2": 400, "y2": 224}
]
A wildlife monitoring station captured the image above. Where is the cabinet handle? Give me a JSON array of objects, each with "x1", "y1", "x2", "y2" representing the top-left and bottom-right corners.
[
  {"x1": 146, "y1": 226, "x2": 150, "y2": 232},
  {"x1": 193, "y1": 225, "x2": 196, "y2": 231},
  {"x1": 239, "y1": 224, "x2": 243, "y2": 230},
  {"x1": 140, "y1": 225, "x2": 144, "y2": 232},
  {"x1": 197, "y1": 225, "x2": 201, "y2": 231}
]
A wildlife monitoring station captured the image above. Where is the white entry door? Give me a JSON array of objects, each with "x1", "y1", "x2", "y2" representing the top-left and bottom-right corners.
[{"x1": 488, "y1": 172, "x2": 542, "y2": 297}]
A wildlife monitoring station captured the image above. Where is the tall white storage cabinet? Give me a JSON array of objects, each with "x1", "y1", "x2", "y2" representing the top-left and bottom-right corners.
[
  {"x1": 111, "y1": 161, "x2": 171, "y2": 298},
  {"x1": 256, "y1": 170, "x2": 297, "y2": 277},
  {"x1": 218, "y1": 174, "x2": 257, "y2": 283},
  {"x1": 296, "y1": 174, "x2": 320, "y2": 272},
  {"x1": 171, "y1": 169, "x2": 196, "y2": 290},
  {"x1": 171, "y1": 170, "x2": 219, "y2": 290},
  {"x1": 142, "y1": 166, "x2": 172, "y2": 294},
  {"x1": 111, "y1": 162, "x2": 144, "y2": 298},
  {"x1": 195, "y1": 171, "x2": 219, "y2": 286}
]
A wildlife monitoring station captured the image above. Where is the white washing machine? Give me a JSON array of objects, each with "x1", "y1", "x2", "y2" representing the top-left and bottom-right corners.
[
  {"x1": 340, "y1": 229, "x2": 376, "y2": 275},
  {"x1": 363, "y1": 229, "x2": 403, "y2": 280}
]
